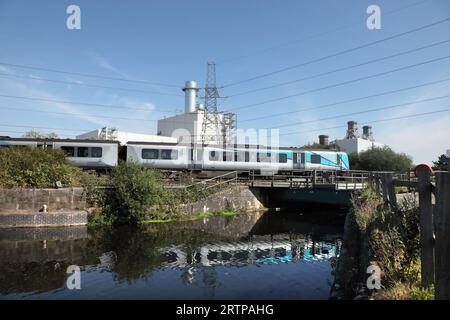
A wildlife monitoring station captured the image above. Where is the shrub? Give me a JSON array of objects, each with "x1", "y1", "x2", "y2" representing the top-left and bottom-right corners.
[
  {"x1": 0, "y1": 146, "x2": 85, "y2": 188},
  {"x1": 102, "y1": 161, "x2": 169, "y2": 225},
  {"x1": 349, "y1": 146, "x2": 413, "y2": 172}
]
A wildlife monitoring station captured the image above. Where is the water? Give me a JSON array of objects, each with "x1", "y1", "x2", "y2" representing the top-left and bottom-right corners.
[{"x1": 0, "y1": 209, "x2": 345, "y2": 300}]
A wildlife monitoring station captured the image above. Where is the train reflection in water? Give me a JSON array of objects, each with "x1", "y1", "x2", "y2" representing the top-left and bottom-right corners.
[{"x1": 159, "y1": 235, "x2": 342, "y2": 268}]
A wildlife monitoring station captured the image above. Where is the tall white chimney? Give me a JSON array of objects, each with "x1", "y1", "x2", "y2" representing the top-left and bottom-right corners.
[{"x1": 182, "y1": 80, "x2": 199, "y2": 113}]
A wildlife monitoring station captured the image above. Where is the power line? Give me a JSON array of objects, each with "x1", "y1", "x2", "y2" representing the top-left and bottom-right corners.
[
  {"x1": 0, "y1": 73, "x2": 183, "y2": 97},
  {"x1": 0, "y1": 62, "x2": 181, "y2": 88},
  {"x1": 228, "y1": 39, "x2": 450, "y2": 98},
  {"x1": 278, "y1": 107, "x2": 450, "y2": 137},
  {"x1": 238, "y1": 78, "x2": 450, "y2": 123},
  {"x1": 0, "y1": 93, "x2": 176, "y2": 114},
  {"x1": 216, "y1": 0, "x2": 433, "y2": 65},
  {"x1": 0, "y1": 106, "x2": 164, "y2": 122},
  {"x1": 223, "y1": 17, "x2": 450, "y2": 88},
  {"x1": 267, "y1": 95, "x2": 450, "y2": 130},
  {"x1": 3, "y1": 107, "x2": 450, "y2": 141},
  {"x1": 0, "y1": 130, "x2": 76, "y2": 137},
  {"x1": 0, "y1": 123, "x2": 91, "y2": 132},
  {"x1": 226, "y1": 55, "x2": 450, "y2": 112}
]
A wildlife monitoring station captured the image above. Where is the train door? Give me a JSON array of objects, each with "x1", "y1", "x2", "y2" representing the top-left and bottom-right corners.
[
  {"x1": 293, "y1": 152, "x2": 305, "y2": 170},
  {"x1": 189, "y1": 145, "x2": 203, "y2": 170}
]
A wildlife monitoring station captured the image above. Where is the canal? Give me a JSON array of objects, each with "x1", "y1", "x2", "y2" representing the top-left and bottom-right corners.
[{"x1": 0, "y1": 208, "x2": 345, "y2": 300}]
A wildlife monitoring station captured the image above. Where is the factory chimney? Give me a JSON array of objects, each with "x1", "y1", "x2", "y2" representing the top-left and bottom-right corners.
[
  {"x1": 319, "y1": 134, "x2": 329, "y2": 146},
  {"x1": 362, "y1": 125, "x2": 374, "y2": 141},
  {"x1": 182, "y1": 80, "x2": 199, "y2": 113},
  {"x1": 346, "y1": 121, "x2": 359, "y2": 139}
]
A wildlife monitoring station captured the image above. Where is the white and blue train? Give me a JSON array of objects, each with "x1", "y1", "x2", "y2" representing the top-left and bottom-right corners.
[{"x1": 0, "y1": 138, "x2": 350, "y2": 173}]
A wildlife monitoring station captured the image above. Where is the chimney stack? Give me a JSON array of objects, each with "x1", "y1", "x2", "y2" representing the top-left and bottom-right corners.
[
  {"x1": 319, "y1": 134, "x2": 329, "y2": 146},
  {"x1": 362, "y1": 125, "x2": 374, "y2": 141},
  {"x1": 346, "y1": 121, "x2": 358, "y2": 139},
  {"x1": 182, "y1": 80, "x2": 199, "y2": 113}
]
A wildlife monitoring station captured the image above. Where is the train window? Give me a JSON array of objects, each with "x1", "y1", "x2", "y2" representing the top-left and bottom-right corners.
[
  {"x1": 77, "y1": 147, "x2": 89, "y2": 158},
  {"x1": 257, "y1": 152, "x2": 272, "y2": 163},
  {"x1": 209, "y1": 151, "x2": 219, "y2": 161},
  {"x1": 91, "y1": 147, "x2": 103, "y2": 158},
  {"x1": 161, "y1": 149, "x2": 178, "y2": 160},
  {"x1": 301, "y1": 153, "x2": 305, "y2": 164},
  {"x1": 311, "y1": 154, "x2": 321, "y2": 164},
  {"x1": 61, "y1": 146, "x2": 75, "y2": 157},
  {"x1": 279, "y1": 154, "x2": 288, "y2": 163},
  {"x1": 142, "y1": 149, "x2": 159, "y2": 159},
  {"x1": 223, "y1": 152, "x2": 233, "y2": 162},
  {"x1": 234, "y1": 151, "x2": 244, "y2": 162},
  {"x1": 337, "y1": 154, "x2": 342, "y2": 165}
]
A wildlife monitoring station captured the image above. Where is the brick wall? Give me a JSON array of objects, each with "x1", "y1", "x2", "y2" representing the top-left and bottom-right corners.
[{"x1": 0, "y1": 212, "x2": 87, "y2": 228}]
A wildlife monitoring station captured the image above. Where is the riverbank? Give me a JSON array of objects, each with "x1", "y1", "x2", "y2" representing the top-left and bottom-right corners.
[{"x1": 331, "y1": 187, "x2": 434, "y2": 300}]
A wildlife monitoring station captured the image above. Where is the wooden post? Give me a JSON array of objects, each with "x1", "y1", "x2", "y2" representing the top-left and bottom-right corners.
[
  {"x1": 435, "y1": 172, "x2": 450, "y2": 299},
  {"x1": 386, "y1": 172, "x2": 397, "y2": 212},
  {"x1": 381, "y1": 173, "x2": 389, "y2": 204},
  {"x1": 418, "y1": 168, "x2": 434, "y2": 289}
]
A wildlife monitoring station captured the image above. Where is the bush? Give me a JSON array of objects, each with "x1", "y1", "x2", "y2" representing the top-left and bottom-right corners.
[
  {"x1": 102, "y1": 161, "x2": 169, "y2": 225},
  {"x1": 353, "y1": 188, "x2": 421, "y2": 289},
  {"x1": 349, "y1": 147, "x2": 413, "y2": 172},
  {"x1": 0, "y1": 146, "x2": 85, "y2": 188}
]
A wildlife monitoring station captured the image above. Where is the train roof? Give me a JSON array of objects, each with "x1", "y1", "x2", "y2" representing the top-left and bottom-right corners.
[
  {"x1": 0, "y1": 138, "x2": 121, "y2": 144},
  {"x1": 126, "y1": 141, "x2": 341, "y2": 152}
]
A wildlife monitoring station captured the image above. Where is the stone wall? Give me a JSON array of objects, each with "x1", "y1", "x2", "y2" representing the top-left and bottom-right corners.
[
  {"x1": 0, "y1": 212, "x2": 87, "y2": 228},
  {"x1": 0, "y1": 188, "x2": 85, "y2": 212},
  {"x1": 180, "y1": 185, "x2": 267, "y2": 214}
]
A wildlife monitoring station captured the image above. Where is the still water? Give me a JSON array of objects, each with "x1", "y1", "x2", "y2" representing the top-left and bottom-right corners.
[{"x1": 0, "y1": 209, "x2": 345, "y2": 300}]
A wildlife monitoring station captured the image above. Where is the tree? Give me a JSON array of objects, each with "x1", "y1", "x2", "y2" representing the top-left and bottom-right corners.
[
  {"x1": 350, "y1": 146, "x2": 413, "y2": 172},
  {"x1": 22, "y1": 130, "x2": 59, "y2": 139},
  {"x1": 432, "y1": 154, "x2": 450, "y2": 171}
]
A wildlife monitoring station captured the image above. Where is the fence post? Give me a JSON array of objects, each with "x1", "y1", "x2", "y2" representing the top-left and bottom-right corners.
[
  {"x1": 386, "y1": 172, "x2": 397, "y2": 211},
  {"x1": 381, "y1": 173, "x2": 389, "y2": 204},
  {"x1": 417, "y1": 168, "x2": 435, "y2": 289},
  {"x1": 435, "y1": 172, "x2": 450, "y2": 299}
]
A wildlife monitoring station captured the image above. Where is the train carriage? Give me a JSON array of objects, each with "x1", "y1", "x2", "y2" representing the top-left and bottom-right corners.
[
  {"x1": 0, "y1": 137, "x2": 350, "y2": 173},
  {"x1": 0, "y1": 138, "x2": 119, "y2": 168}
]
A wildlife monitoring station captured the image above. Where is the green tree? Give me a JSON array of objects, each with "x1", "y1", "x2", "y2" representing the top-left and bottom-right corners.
[
  {"x1": 432, "y1": 154, "x2": 450, "y2": 171},
  {"x1": 22, "y1": 130, "x2": 59, "y2": 139},
  {"x1": 349, "y1": 146, "x2": 413, "y2": 172},
  {"x1": 102, "y1": 161, "x2": 168, "y2": 225}
]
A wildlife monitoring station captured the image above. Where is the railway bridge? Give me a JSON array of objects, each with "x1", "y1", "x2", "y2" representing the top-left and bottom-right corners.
[{"x1": 167, "y1": 170, "x2": 379, "y2": 206}]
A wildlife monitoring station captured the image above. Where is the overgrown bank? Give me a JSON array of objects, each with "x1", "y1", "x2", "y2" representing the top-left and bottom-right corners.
[
  {"x1": 332, "y1": 188, "x2": 433, "y2": 300},
  {"x1": 0, "y1": 147, "x2": 245, "y2": 226}
]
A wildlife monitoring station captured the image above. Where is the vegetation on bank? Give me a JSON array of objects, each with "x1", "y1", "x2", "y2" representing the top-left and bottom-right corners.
[
  {"x1": 349, "y1": 147, "x2": 413, "y2": 172},
  {"x1": 351, "y1": 188, "x2": 433, "y2": 300},
  {"x1": 88, "y1": 161, "x2": 236, "y2": 226},
  {"x1": 0, "y1": 148, "x2": 234, "y2": 226},
  {"x1": 0, "y1": 147, "x2": 107, "y2": 189}
]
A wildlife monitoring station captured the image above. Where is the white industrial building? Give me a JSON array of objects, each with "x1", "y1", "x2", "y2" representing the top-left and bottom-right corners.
[
  {"x1": 76, "y1": 127, "x2": 177, "y2": 145},
  {"x1": 334, "y1": 121, "x2": 384, "y2": 154},
  {"x1": 77, "y1": 80, "x2": 235, "y2": 146},
  {"x1": 157, "y1": 81, "x2": 235, "y2": 145}
]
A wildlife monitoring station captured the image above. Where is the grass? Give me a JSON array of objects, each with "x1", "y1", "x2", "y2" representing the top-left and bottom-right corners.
[{"x1": 142, "y1": 208, "x2": 237, "y2": 224}]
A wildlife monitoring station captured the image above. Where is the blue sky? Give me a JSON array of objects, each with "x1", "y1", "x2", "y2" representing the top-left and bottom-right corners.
[{"x1": 0, "y1": 0, "x2": 449, "y2": 163}]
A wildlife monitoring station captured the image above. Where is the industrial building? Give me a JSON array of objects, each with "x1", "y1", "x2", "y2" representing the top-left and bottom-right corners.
[
  {"x1": 76, "y1": 127, "x2": 177, "y2": 145},
  {"x1": 157, "y1": 80, "x2": 236, "y2": 145},
  {"x1": 334, "y1": 121, "x2": 384, "y2": 154}
]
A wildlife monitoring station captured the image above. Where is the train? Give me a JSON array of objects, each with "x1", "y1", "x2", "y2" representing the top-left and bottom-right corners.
[{"x1": 0, "y1": 137, "x2": 350, "y2": 174}]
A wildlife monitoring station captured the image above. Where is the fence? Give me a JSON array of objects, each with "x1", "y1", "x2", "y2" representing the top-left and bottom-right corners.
[{"x1": 370, "y1": 169, "x2": 450, "y2": 299}]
